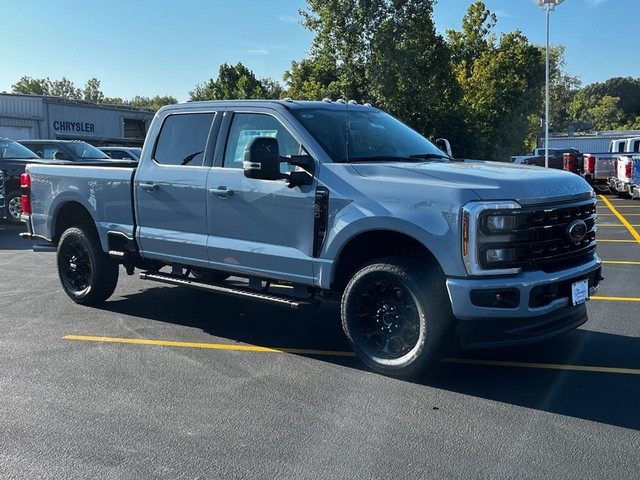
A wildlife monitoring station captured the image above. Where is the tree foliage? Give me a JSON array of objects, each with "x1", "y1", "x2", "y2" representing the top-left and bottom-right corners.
[
  {"x1": 10, "y1": 75, "x2": 176, "y2": 110},
  {"x1": 189, "y1": 62, "x2": 282, "y2": 101}
]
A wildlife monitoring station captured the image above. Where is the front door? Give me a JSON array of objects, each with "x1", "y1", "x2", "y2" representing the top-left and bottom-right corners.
[{"x1": 205, "y1": 111, "x2": 317, "y2": 283}]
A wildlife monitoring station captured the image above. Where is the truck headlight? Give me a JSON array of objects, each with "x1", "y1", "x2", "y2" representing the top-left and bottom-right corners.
[
  {"x1": 462, "y1": 201, "x2": 522, "y2": 276},
  {"x1": 486, "y1": 215, "x2": 517, "y2": 232}
]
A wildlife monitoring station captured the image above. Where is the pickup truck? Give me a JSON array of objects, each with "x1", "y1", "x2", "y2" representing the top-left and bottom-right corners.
[
  {"x1": 19, "y1": 99, "x2": 603, "y2": 377},
  {"x1": 607, "y1": 137, "x2": 640, "y2": 196},
  {"x1": 631, "y1": 156, "x2": 640, "y2": 199},
  {"x1": 520, "y1": 148, "x2": 580, "y2": 170}
]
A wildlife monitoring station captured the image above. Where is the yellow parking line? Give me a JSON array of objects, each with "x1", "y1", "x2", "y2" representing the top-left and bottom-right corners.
[
  {"x1": 597, "y1": 239, "x2": 637, "y2": 243},
  {"x1": 597, "y1": 224, "x2": 640, "y2": 227},
  {"x1": 64, "y1": 335, "x2": 640, "y2": 376},
  {"x1": 591, "y1": 295, "x2": 640, "y2": 302},
  {"x1": 601, "y1": 260, "x2": 640, "y2": 265},
  {"x1": 443, "y1": 358, "x2": 640, "y2": 375},
  {"x1": 599, "y1": 195, "x2": 640, "y2": 244},
  {"x1": 63, "y1": 335, "x2": 357, "y2": 357}
]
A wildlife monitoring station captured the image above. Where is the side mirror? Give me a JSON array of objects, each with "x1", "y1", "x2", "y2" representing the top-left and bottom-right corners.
[
  {"x1": 435, "y1": 138, "x2": 452, "y2": 157},
  {"x1": 243, "y1": 137, "x2": 283, "y2": 181}
]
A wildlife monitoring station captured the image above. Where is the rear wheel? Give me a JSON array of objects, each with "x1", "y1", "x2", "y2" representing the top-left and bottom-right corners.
[
  {"x1": 341, "y1": 257, "x2": 454, "y2": 378},
  {"x1": 57, "y1": 225, "x2": 119, "y2": 305},
  {"x1": 5, "y1": 190, "x2": 23, "y2": 224}
]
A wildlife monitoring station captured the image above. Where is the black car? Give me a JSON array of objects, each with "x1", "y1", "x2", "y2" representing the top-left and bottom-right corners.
[
  {"x1": 18, "y1": 139, "x2": 112, "y2": 162},
  {"x1": 0, "y1": 138, "x2": 49, "y2": 224}
]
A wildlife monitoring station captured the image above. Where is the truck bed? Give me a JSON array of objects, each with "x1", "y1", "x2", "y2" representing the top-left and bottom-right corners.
[{"x1": 27, "y1": 163, "x2": 137, "y2": 247}]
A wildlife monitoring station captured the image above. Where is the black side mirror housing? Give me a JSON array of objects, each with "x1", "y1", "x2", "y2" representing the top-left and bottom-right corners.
[{"x1": 243, "y1": 137, "x2": 284, "y2": 181}]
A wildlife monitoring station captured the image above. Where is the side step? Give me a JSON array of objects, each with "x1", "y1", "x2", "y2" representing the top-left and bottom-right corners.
[{"x1": 139, "y1": 272, "x2": 318, "y2": 311}]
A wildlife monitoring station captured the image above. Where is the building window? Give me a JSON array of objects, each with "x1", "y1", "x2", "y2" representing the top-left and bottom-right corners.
[{"x1": 124, "y1": 118, "x2": 146, "y2": 138}]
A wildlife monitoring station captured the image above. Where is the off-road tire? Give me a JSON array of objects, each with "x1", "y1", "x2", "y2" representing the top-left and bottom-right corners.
[
  {"x1": 57, "y1": 225, "x2": 119, "y2": 305},
  {"x1": 341, "y1": 256, "x2": 454, "y2": 378}
]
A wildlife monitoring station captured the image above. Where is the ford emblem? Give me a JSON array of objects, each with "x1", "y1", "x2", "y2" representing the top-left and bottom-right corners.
[{"x1": 566, "y1": 219, "x2": 587, "y2": 243}]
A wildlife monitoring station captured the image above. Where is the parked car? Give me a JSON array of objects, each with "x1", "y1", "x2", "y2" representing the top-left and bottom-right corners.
[
  {"x1": 630, "y1": 156, "x2": 640, "y2": 200},
  {"x1": 20, "y1": 99, "x2": 602, "y2": 378},
  {"x1": 99, "y1": 146, "x2": 142, "y2": 161},
  {"x1": 0, "y1": 138, "x2": 56, "y2": 224},
  {"x1": 19, "y1": 139, "x2": 112, "y2": 162}
]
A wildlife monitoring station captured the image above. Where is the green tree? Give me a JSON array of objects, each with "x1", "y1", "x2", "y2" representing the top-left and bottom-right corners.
[
  {"x1": 587, "y1": 96, "x2": 626, "y2": 130},
  {"x1": 447, "y1": 2, "x2": 545, "y2": 160},
  {"x1": 11, "y1": 76, "x2": 52, "y2": 95},
  {"x1": 83, "y1": 77, "x2": 105, "y2": 102},
  {"x1": 287, "y1": 0, "x2": 464, "y2": 151},
  {"x1": 189, "y1": 62, "x2": 281, "y2": 100},
  {"x1": 49, "y1": 77, "x2": 82, "y2": 99},
  {"x1": 569, "y1": 77, "x2": 640, "y2": 130},
  {"x1": 129, "y1": 95, "x2": 178, "y2": 110}
]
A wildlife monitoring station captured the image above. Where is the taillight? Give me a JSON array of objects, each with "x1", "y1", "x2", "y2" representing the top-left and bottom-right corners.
[
  {"x1": 586, "y1": 156, "x2": 595, "y2": 174},
  {"x1": 20, "y1": 172, "x2": 31, "y2": 215},
  {"x1": 565, "y1": 155, "x2": 574, "y2": 171},
  {"x1": 626, "y1": 162, "x2": 632, "y2": 179}
]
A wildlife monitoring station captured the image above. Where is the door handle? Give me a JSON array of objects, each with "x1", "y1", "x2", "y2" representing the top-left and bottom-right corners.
[
  {"x1": 208, "y1": 186, "x2": 234, "y2": 198},
  {"x1": 140, "y1": 182, "x2": 159, "y2": 192}
]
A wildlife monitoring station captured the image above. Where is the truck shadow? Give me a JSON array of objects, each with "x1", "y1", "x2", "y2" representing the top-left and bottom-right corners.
[
  {"x1": 101, "y1": 284, "x2": 640, "y2": 432},
  {"x1": 0, "y1": 221, "x2": 31, "y2": 250}
]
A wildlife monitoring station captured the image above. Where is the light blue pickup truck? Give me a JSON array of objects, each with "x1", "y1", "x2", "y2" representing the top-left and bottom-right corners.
[{"x1": 20, "y1": 99, "x2": 603, "y2": 377}]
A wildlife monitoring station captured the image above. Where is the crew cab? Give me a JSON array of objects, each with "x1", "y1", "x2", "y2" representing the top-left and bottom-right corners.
[{"x1": 20, "y1": 100, "x2": 603, "y2": 377}]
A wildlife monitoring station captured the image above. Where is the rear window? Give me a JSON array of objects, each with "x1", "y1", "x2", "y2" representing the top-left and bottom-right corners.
[{"x1": 153, "y1": 113, "x2": 215, "y2": 166}]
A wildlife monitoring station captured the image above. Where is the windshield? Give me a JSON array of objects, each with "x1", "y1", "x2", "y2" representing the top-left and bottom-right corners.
[
  {"x1": 291, "y1": 108, "x2": 449, "y2": 163},
  {"x1": 66, "y1": 142, "x2": 110, "y2": 159},
  {"x1": 0, "y1": 140, "x2": 40, "y2": 160}
]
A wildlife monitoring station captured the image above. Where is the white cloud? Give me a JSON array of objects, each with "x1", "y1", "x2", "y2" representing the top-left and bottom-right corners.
[
  {"x1": 246, "y1": 49, "x2": 269, "y2": 55},
  {"x1": 277, "y1": 14, "x2": 299, "y2": 23},
  {"x1": 494, "y1": 9, "x2": 517, "y2": 19}
]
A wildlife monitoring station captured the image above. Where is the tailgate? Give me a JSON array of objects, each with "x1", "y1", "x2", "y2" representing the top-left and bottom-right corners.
[{"x1": 594, "y1": 156, "x2": 616, "y2": 180}]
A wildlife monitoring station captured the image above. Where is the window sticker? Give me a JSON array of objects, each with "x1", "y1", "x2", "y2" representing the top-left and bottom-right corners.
[{"x1": 234, "y1": 129, "x2": 278, "y2": 163}]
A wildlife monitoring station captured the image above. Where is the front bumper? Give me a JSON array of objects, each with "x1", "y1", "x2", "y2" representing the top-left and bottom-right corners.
[{"x1": 446, "y1": 254, "x2": 602, "y2": 349}]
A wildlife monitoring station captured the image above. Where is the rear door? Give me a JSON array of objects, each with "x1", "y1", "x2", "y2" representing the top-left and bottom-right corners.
[
  {"x1": 205, "y1": 109, "x2": 317, "y2": 283},
  {"x1": 134, "y1": 111, "x2": 219, "y2": 267}
]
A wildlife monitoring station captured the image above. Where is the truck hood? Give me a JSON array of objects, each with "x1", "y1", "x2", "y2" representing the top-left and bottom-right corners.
[{"x1": 351, "y1": 160, "x2": 594, "y2": 205}]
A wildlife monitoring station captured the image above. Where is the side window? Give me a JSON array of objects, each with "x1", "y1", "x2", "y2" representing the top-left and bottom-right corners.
[
  {"x1": 154, "y1": 113, "x2": 214, "y2": 166},
  {"x1": 42, "y1": 145, "x2": 67, "y2": 160},
  {"x1": 223, "y1": 113, "x2": 302, "y2": 169}
]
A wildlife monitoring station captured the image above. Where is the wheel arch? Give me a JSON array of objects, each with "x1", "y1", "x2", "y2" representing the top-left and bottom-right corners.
[
  {"x1": 52, "y1": 201, "x2": 97, "y2": 245},
  {"x1": 329, "y1": 229, "x2": 441, "y2": 293}
]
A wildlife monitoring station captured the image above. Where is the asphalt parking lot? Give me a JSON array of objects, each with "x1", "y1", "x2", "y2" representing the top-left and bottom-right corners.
[{"x1": 1, "y1": 194, "x2": 639, "y2": 479}]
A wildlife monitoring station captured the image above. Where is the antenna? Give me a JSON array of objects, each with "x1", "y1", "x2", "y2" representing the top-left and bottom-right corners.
[{"x1": 345, "y1": 98, "x2": 350, "y2": 163}]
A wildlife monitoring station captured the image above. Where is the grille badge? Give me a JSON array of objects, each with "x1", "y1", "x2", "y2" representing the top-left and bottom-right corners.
[{"x1": 566, "y1": 219, "x2": 588, "y2": 243}]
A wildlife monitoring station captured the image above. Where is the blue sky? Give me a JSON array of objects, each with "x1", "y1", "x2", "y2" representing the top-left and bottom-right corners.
[{"x1": 1, "y1": 0, "x2": 637, "y2": 101}]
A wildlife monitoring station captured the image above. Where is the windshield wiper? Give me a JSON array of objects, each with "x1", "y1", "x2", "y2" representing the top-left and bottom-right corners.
[
  {"x1": 409, "y1": 153, "x2": 451, "y2": 161},
  {"x1": 345, "y1": 155, "x2": 420, "y2": 163}
]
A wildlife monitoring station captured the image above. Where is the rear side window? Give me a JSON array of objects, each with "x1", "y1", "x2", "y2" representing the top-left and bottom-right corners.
[{"x1": 154, "y1": 113, "x2": 215, "y2": 166}]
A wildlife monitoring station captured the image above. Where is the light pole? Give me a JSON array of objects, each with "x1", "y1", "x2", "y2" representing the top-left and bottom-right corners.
[{"x1": 533, "y1": 0, "x2": 565, "y2": 168}]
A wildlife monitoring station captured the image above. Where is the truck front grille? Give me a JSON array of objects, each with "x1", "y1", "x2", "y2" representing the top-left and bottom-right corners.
[{"x1": 478, "y1": 198, "x2": 597, "y2": 272}]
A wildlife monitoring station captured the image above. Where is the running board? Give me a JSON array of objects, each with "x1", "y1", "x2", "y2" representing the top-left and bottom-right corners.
[{"x1": 139, "y1": 272, "x2": 318, "y2": 311}]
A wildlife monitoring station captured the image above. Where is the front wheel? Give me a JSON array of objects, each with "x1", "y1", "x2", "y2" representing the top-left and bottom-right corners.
[
  {"x1": 57, "y1": 226, "x2": 119, "y2": 305},
  {"x1": 341, "y1": 257, "x2": 454, "y2": 378}
]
